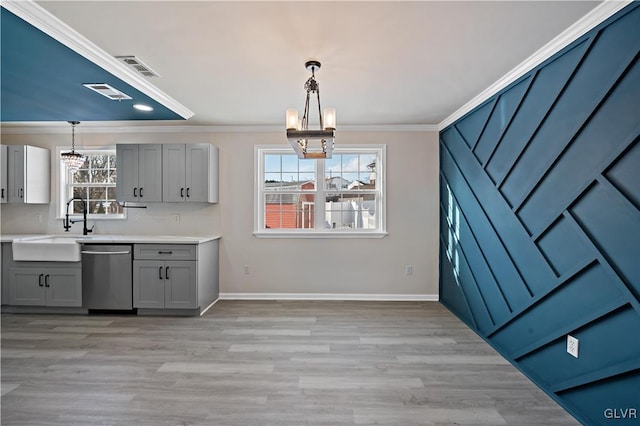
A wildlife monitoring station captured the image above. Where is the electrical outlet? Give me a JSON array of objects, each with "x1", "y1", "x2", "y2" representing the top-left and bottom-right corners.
[
  {"x1": 405, "y1": 265, "x2": 413, "y2": 276},
  {"x1": 567, "y1": 335, "x2": 579, "y2": 358},
  {"x1": 243, "y1": 265, "x2": 250, "y2": 274},
  {"x1": 170, "y1": 214, "x2": 180, "y2": 224}
]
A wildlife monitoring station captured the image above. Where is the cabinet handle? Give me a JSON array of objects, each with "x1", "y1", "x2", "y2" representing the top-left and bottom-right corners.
[
  {"x1": 186, "y1": 188, "x2": 190, "y2": 198},
  {"x1": 44, "y1": 274, "x2": 50, "y2": 288},
  {"x1": 133, "y1": 187, "x2": 137, "y2": 197},
  {"x1": 158, "y1": 251, "x2": 173, "y2": 255},
  {"x1": 180, "y1": 188, "x2": 184, "y2": 198},
  {"x1": 38, "y1": 274, "x2": 44, "y2": 287},
  {"x1": 139, "y1": 187, "x2": 144, "y2": 198},
  {"x1": 165, "y1": 266, "x2": 170, "y2": 280},
  {"x1": 20, "y1": 188, "x2": 24, "y2": 199},
  {"x1": 159, "y1": 266, "x2": 163, "y2": 280},
  {"x1": 1, "y1": 188, "x2": 4, "y2": 199}
]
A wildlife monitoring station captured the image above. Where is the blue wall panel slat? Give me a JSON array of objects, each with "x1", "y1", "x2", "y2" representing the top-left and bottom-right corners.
[
  {"x1": 473, "y1": 78, "x2": 531, "y2": 167},
  {"x1": 439, "y1": 4, "x2": 640, "y2": 423},
  {"x1": 454, "y1": 101, "x2": 495, "y2": 150},
  {"x1": 442, "y1": 127, "x2": 557, "y2": 296},
  {"x1": 439, "y1": 241, "x2": 476, "y2": 329},
  {"x1": 440, "y1": 139, "x2": 531, "y2": 310},
  {"x1": 517, "y1": 306, "x2": 640, "y2": 388},
  {"x1": 491, "y1": 262, "x2": 627, "y2": 357},
  {"x1": 605, "y1": 138, "x2": 640, "y2": 208},
  {"x1": 500, "y1": 8, "x2": 640, "y2": 209},
  {"x1": 570, "y1": 181, "x2": 640, "y2": 298},
  {"x1": 517, "y1": 58, "x2": 640, "y2": 237},
  {"x1": 486, "y1": 41, "x2": 589, "y2": 185},
  {"x1": 536, "y1": 216, "x2": 593, "y2": 277},
  {"x1": 559, "y1": 371, "x2": 640, "y2": 426},
  {"x1": 440, "y1": 179, "x2": 512, "y2": 322}
]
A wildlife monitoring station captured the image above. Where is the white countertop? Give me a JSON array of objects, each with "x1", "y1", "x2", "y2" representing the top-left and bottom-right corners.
[{"x1": 0, "y1": 234, "x2": 220, "y2": 244}]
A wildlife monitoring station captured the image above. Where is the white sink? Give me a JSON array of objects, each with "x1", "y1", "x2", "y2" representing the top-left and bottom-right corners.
[{"x1": 12, "y1": 236, "x2": 82, "y2": 262}]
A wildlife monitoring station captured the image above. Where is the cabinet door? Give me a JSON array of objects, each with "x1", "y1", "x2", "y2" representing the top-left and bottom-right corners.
[
  {"x1": 7, "y1": 146, "x2": 25, "y2": 203},
  {"x1": 164, "y1": 261, "x2": 197, "y2": 309},
  {"x1": 162, "y1": 144, "x2": 186, "y2": 202},
  {"x1": 22, "y1": 146, "x2": 50, "y2": 204},
  {"x1": 133, "y1": 260, "x2": 165, "y2": 308},
  {"x1": 116, "y1": 144, "x2": 139, "y2": 202},
  {"x1": 138, "y1": 144, "x2": 162, "y2": 202},
  {"x1": 185, "y1": 144, "x2": 210, "y2": 203},
  {"x1": 45, "y1": 269, "x2": 82, "y2": 307},
  {"x1": 8, "y1": 267, "x2": 45, "y2": 306},
  {"x1": 1, "y1": 145, "x2": 7, "y2": 204}
]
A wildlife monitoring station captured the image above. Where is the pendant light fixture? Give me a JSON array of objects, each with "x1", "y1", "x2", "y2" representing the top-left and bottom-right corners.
[
  {"x1": 61, "y1": 121, "x2": 85, "y2": 172},
  {"x1": 286, "y1": 60, "x2": 336, "y2": 159}
]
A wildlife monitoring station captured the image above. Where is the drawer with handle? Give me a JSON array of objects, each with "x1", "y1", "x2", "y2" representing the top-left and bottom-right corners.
[{"x1": 133, "y1": 244, "x2": 197, "y2": 261}]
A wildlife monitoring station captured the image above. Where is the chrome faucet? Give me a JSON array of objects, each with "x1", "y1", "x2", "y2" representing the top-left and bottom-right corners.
[{"x1": 63, "y1": 197, "x2": 94, "y2": 235}]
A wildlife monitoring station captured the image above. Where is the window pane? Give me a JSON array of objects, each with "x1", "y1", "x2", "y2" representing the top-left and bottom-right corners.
[
  {"x1": 90, "y1": 155, "x2": 109, "y2": 169},
  {"x1": 72, "y1": 187, "x2": 88, "y2": 199},
  {"x1": 341, "y1": 154, "x2": 359, "y2": 171},
  {"x1": 107, "y1": 187, "x2": 117, "y2": 199},
  {"x1": 264, "y1": 193, "x2": 314, "y2": 229},
  {"x1": 281, "y1": 155, "x2": 299, "y2": 173},
  {"x1": 106, "y1": 200, "x2": 124, "y2": 214},
  {"x1": 107, "y1": 170, "x2": 117, "y2": 183},
  {"x1": 91, "y1": 169, "x2": 109, "y2": 183},
  {"x1": 71, "y1": 200, "x2": 85, "y2": 214},
  {"x1": 264, "y1": 154, "x2": 281, "y2": 173},
  {"x1": 89, "y1": 187, "x2": 107, "y2": 200},
  {"x1": 325, "y1": 195, "x2": 376, "y2": 229},
  {"x1": 73, "y1": 169, "x2": 90, "y2": 183},
  {"x1": 299, "y1": 173, "x2": 315, "y2": 189},
  {"x1": 265, "y1": 173, "x2": 281, "y2": 185}
]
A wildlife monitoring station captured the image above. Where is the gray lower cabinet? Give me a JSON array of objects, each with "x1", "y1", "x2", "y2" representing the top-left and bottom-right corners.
[
  {"x1": 8, "y1": 265, "x2": 82, "y2": 307},
  {"x1": 133, "y1": 260, "x2": 197, "y2": 309}
]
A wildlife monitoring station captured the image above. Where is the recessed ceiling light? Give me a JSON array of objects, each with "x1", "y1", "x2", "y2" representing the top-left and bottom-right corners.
[{"x1": 133, "y1": 104, "x2": 153, "y2": 112}]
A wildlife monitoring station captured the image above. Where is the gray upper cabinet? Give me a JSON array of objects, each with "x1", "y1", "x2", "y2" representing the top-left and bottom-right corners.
[
  {"x1": 116, "y1": 144, "x2": 162, "y2": 202},
  {"x1": 1, "y1": 145, "x2": 7, "y2": 204},
  {"x1": 5, "y1": 145, "x2": 50, "y2": 204},
  {"x1": 162, "y1": 144, "x2": 218, "y2": 203}
]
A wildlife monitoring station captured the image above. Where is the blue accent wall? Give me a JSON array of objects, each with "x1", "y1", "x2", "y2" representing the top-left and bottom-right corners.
[{"x1": 439, "y1": 4, "x2": 640, "y2": 425}]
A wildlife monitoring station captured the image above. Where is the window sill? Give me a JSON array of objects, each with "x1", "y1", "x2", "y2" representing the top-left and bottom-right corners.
[
  {"x1": 56, "y1": 215, "x2": 127, "y2": 221},
  {"x1": 253, "y1": 230, "x2": 388, "y2": 239}
]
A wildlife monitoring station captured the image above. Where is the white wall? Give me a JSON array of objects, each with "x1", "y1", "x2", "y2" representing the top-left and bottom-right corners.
[{"x1": 1, "y1": 128, "x2": 439, "y2": 298}]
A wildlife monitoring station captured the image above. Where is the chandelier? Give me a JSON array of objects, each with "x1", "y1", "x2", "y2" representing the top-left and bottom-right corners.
[
  {"x1": 285, "y1": 60, "x2": 336, "y2": 159},
  {"x1": 61, "y1": 121, "x2": 85, "y2": 172}
]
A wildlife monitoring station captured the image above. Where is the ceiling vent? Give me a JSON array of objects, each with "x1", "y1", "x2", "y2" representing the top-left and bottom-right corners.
[
  {"x1": 83, "y1": 83, "x2": 132, "y2": 100},
  {"x1": 116, "y1": 55, "x2": 160, "y2": 78}
]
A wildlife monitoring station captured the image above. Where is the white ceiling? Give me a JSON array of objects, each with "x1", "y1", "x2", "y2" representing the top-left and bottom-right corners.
[{"x1": 35, "y1": 0, "x2": 601, "y2": 127}]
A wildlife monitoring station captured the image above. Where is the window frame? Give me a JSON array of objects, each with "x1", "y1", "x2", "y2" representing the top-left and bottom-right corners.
[
  {"x1": 57, "y1": 146, "x2": 126, "y2": 220},
  {"x1": 254, "y1": 144, "x2": 387, "y2": 238}
]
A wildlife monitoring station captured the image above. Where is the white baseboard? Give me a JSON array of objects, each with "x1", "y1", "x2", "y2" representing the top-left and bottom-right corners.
[{"x1": 219, "y1": 293, "x2": 439, "y2": 302}]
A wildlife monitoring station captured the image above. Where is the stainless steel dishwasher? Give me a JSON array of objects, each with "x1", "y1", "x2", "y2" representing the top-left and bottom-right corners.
[{"x1": 81, "y1": 244, "x2": 133, "y2": 311}]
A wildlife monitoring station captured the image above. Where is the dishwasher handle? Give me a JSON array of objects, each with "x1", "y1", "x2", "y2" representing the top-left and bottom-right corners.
[{"x1": 81, "y1": 250, "x2": 131, "y2": 255}]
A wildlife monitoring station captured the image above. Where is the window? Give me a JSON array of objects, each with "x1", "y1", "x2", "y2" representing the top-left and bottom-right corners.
[
  {"x1": 59, "y1": 148, "x2": 125, "y2": 219},
  {"x1": 255, "y1": 145, "x2": 386, "y2": 237}
]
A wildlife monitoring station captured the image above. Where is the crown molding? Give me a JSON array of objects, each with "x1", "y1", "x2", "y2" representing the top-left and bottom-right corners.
[
  {"x1": 438, "y1": 0, "x2": 633, "y2": 131},
  {"x1": 0, "y1": 123, "x2": 438, "y2": 135},
  {"x1": 2, "y1": 0, "x2": 194, "y2": 120}
]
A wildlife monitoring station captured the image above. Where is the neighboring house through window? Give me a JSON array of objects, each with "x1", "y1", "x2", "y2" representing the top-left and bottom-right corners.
[{"x1": 255, "y1": 145, "x2": 386, "y2": 237}]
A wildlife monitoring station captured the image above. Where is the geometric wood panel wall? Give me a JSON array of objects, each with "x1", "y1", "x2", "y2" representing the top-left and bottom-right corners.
[{"x1": 439, "y1": 4, "x2": 640, "y2": 424}]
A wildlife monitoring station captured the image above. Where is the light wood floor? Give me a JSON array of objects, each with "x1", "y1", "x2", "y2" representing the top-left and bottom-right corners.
[{"x1": 1, "y1": 301, "x2": 578, "y2": 425}]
